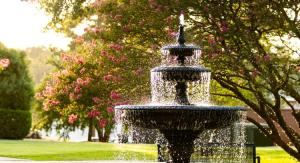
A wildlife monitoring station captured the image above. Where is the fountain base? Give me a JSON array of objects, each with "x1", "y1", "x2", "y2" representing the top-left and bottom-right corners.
[{"x1": 160, "y1": 129, "x2": 201, "y2": 163}]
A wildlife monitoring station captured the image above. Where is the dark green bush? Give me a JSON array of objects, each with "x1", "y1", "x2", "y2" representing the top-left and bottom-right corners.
[
  {"x1": 0, "y1": 109, "x2": 31, "y2": 139},
  {"x1": 0, "y1": 45, "x2": 34, "y2": 111}
]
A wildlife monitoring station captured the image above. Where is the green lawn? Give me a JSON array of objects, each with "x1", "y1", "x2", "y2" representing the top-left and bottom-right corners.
[
  {"x1": 0, "y1": 139, "x2": 157, "y2": 161},
  {"x1": 0, "y1": 139, "x2": 298, "y2": 162},
  {"x1": 257, "y1": 147, "x2": 298, "y2": 163}
]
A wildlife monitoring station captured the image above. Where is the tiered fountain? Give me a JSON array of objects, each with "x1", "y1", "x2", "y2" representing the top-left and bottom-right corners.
[{"x1": 116, "y1": 14, "x2": 245, "y2": 163}]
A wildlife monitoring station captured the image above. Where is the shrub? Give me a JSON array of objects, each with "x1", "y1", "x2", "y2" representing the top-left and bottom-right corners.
[
  {"x1": 0, "y1": 45, "x2": 34, "y2": 111},
  {"x1": 0, "y1": 109, "x2": 32, "y2": 139}
]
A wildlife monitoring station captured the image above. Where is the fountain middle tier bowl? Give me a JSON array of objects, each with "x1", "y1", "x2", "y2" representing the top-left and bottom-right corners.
[
  {"x1": 151, "y1": 66, "x2": 210, "y2": 82},
  {"x1": 115, "y1": 105, "x2": 245, "y2": 130}
]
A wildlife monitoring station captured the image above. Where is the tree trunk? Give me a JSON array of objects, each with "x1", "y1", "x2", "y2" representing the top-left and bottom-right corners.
[
  {"x1": 96, "y1": 127, "x2": 111, "y2": 142},
  {"x1": 87, "y1": 119, "x2": 93, "y2": 142}
]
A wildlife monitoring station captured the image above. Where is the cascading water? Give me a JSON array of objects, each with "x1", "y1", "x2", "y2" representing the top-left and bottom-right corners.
[{"x1": 115, "y1": 13, "x2": 246, "y2": 163}]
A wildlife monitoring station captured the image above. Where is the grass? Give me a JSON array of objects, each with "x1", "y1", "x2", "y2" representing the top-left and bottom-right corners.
[
  {"x1": 257, "y1": 147, "x2": 298, "y2": 163},
  {"x1": 0, "y1": 139, "x2": 157, "y2": 161},
  {"x1": 0, "y1": 139, "x2": 298, "y2": 162}
]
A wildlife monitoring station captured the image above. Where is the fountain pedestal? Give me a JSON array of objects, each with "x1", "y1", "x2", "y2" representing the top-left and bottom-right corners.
[{"x1": 160, "y1": 130, "x2": 201, "y2": 163}]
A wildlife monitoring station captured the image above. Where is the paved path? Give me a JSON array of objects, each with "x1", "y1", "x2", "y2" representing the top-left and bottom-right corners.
[{"x1": 0, "y1": 157, "x2": 158, "y2": 163}]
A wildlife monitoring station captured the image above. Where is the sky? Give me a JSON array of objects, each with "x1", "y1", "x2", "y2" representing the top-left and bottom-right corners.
[{"x1": 0, "y1": 0, "x2": 70, "y2": 50}]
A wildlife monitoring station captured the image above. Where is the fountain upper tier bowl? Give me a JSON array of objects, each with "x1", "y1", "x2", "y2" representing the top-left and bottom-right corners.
[
  {"x1": 162, "y1": 44, "x2": 200, "y2": 56},
  {"x1": 152, "y1": 66, "x2": 210, "y2": 82},
  {"x1": 115, "y1": 105, "x2": 245, "y2": 130}
]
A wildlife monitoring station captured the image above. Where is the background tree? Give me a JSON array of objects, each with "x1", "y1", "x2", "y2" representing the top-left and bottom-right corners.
[
  {"x1": 38, "y1": 0, "x2": 300, "y2": 159},
  {"x1": 35, "y1": 25, "x2": 152, "y2": 142},
  {"x1": 0, "y1": 42, "x2": 34, "y2": 139}
]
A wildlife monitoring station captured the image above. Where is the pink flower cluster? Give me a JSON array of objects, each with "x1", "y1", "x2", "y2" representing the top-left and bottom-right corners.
[
  {"x1": 0, "y1": 58, "x2": 10, "y2": 68},
  {"x1": 110, "y1": 90, "x2": 121, "y2": 100},
  {"x1": 68, "y1": 114, "x2": 78, "y2": 124},
  {"x1": 133, "y1": 68, "x2": 143, "y2": 76},
  {"x1": 87, "y1": 109, "x2": 101, "y2": 118},
  {"x1": 98, "y1": 119, "x2": 107, "y2": 128},
  {"x1": 74, "y1": 36, "x2": 84, "y2": 44},
  {"x1": 69, "y1": 92, "x2": 82, "y2": 101},
  {"x1": 106, "y1": 107, "x2": 114, "y2": 113},
  {"x1": 208, "y1": 35, "x2": 216, "y2": 46},
  {"x1": 76, "y1": 77, "x2": 91, "y2": 86},
  {"x1": 92, "y1": 97, "x2": 102, "y2": 104},
  {"x1": 114, "y1": 15, "x2": 122, "y2": 20},
  {"x1": 167, "y1": 29, "x2": 177, "y2": 38},
  {"x1": 43, "y1": 86, "x2": 55, "y2": 96},
  {"x1": 48, "y1": 100, "x2": 60, "y2": 106},
  {"x1": 109, "y1": 44, "x2": 123, "y2": 51},
  {"x1": 220, "y1": 21, "x2": 229, "y2": 33}
]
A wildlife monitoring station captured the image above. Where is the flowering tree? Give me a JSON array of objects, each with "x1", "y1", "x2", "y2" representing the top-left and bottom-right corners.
[
  {"x1": 38, "y1": 0, "x2": 300, "y2": 158},
  {"x1": 35, "y1": 26, "x2": 152, "y2": 141}
]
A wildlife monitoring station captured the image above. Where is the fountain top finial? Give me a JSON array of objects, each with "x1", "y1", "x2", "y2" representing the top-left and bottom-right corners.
[{"x1": 178, "y1": 11, "x2": 185, "y2": 45}]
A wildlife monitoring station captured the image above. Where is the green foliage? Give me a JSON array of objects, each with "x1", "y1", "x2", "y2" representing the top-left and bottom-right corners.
[
  {"x1": 0, "y1": 45, "x2": 34, "y2": 111},
  {"x1": 38, "y1": 0, "x2": 300, "y2": 158},
  {"x1": 0, "y1": 109, "x2": 32, "y2": 139}
]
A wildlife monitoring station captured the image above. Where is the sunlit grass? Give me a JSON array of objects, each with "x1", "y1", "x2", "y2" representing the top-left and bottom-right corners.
[
  {"x1": 0, "y1": 139, "x2": 157, "y2": 161},
  {"x1": 257, "y1": 147, "x2": 298, "y2": 163},
  {"x1": 0, "y1": 139, "x2": 298, "y2": 162}
]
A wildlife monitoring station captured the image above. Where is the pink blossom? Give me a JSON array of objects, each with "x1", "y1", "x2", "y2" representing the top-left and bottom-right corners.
[
  {"x1": 92, "y1": 0, "x2": 103, "y2": 8},
  {"x1": 109, "y1": 44, "x2": 123, "y2": 51},
  {"x1": 92, "y1": 97, "x2": 102, "y2": 103},
  {"x1": 107, "y1": 55, "x2": 117, "y2": 62},
  {"x1": 110, "y1": 90, "x2": 121, "y2": 100},
  {"x1": 297, "y1": 66, "x2": 300, "y2": 72},
  {"x1": 74, "y1": 36, "x2": 84, "y2": 44},
  {"x1": 114, "y1": 101, "x2": 129, "y2": 105},
  {"x1": 0, "y1": 58, "x2": 10, "y2": 68},
  {"x1": 122, "y1": 25, "x2": 131, "y2": 32},
  {"x1": 98, "y1": 119, "x2": 108, "y2": 128},
  {"x1": 42, "y1": 101, "x2": 50, "y2": 111},
  {"x1": 134, "y1": 68, "x2": 143, "y2": 76},
  {"x1": 208, "y1": 35, "x2": 216, "y2": 46},
  {"x1": 48, "y1": 100, "x2": 60, "y2": 106},
  {"x1": 166, "y1": 16, "x2": 173, "y2": 24},
  {"x1": 74, "y1": 86, "x2": 81, "y2": 93},
  {"x1": 35, "y1": 92, "x2": 43, "y2": 100},
  {"x1": 83, "y1": 77, "x2": 91, "y2": 86},
  {"x1": 69, "y1": 92, "x2": 81, "y2": 100},
  {"x1": 251, "y1": 69, "x2": 259, "y2": 78},
  {"x1": 76, "y1": 78, "x2": 84, "y2": 85},
  {"x1": 68, "y1": 114, "x2": 78, "y2": 124},
  {"x1": 44, "y1": 86, "x2": 54, "y2": 96},
  {"x1": 92, "y1": 27, "x2": 102, "y2": 33},
  {"x1": 75, "y1": 56, "x2": 85, "y2": 64},
  {"x1": 220, "y1": 21, "x2": 229, "y2": 33},
  {"x1": 100, "y1": 51, "x2": 108, "y2": 57},
  {"x1": 167, "y1": 29, "x2": 177, "y2": 38},
  {"x1": 103, "y1": 74, "x2": 114, "y2": 81},
  {"x1": 155, "y1": 5, "x2": 162, "y2": 12},
  {"x1": 263, "y1": 54, "x2": 271, "y2": 61},
  {"x1": 114, "y1": 15, "x2": 122, "y2": 20},
  {"x1": 148, "y1": 0, "x2": 157, "y2": 8},
  {"x1": 87, "y1": 109, "x2": 101, "y2": 118},
  {"x1": 119, "y1": 55, "x2": 128, "y2": 62},
  {"x1": 107, "y1": 107, "x2": 114, "y2": 113},
  {"x1": 80, "y1": 68, "x2": 86, "y2": 74}
]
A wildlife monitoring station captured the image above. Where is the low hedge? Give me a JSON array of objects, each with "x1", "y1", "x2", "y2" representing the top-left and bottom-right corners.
[{"x1": 0, "y1": 109, "x2": 31, "y2": 139}]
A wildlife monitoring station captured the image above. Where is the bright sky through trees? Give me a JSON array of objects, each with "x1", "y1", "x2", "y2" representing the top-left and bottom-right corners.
[{"x1": 0, "y1": 0, "x2": 70, "y2": 50}]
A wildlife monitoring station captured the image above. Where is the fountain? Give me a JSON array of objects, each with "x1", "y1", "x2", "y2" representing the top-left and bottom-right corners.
[{"x1": 115, "y1": 13, "x2": 245, "y2": 163}]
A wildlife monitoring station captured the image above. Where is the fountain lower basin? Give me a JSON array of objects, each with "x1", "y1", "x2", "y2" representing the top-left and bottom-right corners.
[
  {"x1": 115, "y1": 105, "x2": 245, "y2": 163},
  {"x1": 115, "y1": 105, "x2": 245, "y2": 130}
]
